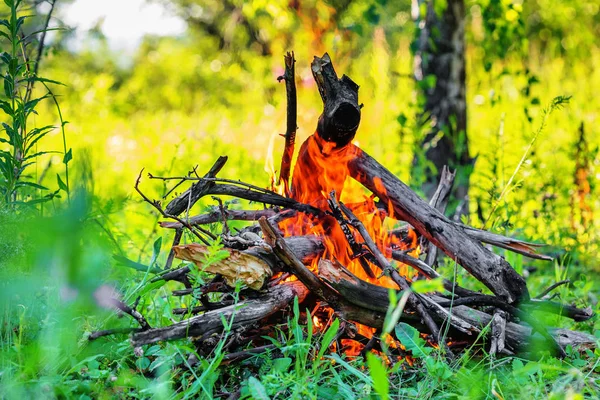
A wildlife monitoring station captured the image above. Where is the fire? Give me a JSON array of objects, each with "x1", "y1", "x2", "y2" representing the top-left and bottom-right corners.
[
  {"x1": 268, "y1": 131, "x2": 419, "y2": 356},
  {"x1": 275, "y1": 132, "x2": 418, "y2": 286}
]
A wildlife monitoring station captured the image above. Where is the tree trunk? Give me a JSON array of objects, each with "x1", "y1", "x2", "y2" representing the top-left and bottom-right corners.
[{"x1": 412, "y1": 0, "x2": 472, "y2": 211}]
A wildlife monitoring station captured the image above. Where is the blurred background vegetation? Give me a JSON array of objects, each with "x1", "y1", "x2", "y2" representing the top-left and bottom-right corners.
[
  {"x1": 1, "y1": 0, "x2": 599, "y2": 397},
  {"x1": 30, "y1": 0, "x2": 600, "y2": 258}
]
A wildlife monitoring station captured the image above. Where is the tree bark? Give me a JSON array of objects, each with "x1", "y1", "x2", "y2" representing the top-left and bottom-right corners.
[{"x1": 412, "y1": 0, "x2": 472, "y2": 206}]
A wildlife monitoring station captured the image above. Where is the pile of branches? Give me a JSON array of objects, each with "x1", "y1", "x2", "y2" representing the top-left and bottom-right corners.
[{"x1": 91, "y1": 53, "x2": 595, "y2": 363}]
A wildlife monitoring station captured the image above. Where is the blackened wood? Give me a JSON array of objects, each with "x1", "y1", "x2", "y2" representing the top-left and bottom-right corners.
[
  {"x1": 131, "y1": 281, "x2": 308, "y2": 346},
  {"x1": 347, "y1": 145, "x2": 530, "y2": 304},
  {"x1": 311, "y1": 53, "x2": 361, "y2": 148},
  {"x1": 258, "y1": 217, "x2": 340, "y2": 306},
  {"x1": 165, "y1": 156, "x2": 228, "y2": 216},
  {"x1": 338, "y1": 202, "x2": 443, "y2": 345},
  {"x1": 277, "y1": 51, "x2": 297, "y2": 191},
  {"x1": 205, "y1": 183, "x2": 324, "y2": 217}
]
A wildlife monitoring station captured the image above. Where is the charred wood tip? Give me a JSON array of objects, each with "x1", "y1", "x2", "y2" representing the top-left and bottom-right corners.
[{"x1": 311, "y1": 53, "x2": 361, "y2": 148}]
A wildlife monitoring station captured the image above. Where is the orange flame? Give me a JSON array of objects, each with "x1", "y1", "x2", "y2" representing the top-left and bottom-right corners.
[{"x1": 269, "y1": 132, "x2": 420, "y2": 354}]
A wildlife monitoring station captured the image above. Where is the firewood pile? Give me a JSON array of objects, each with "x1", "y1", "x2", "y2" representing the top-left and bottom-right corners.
[{"x1": 91, "y1": 53, "x2": 595, "y2": 362}]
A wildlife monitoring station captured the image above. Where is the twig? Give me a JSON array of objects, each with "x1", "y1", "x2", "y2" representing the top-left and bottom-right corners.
[
  {"x1": 109, "y1": 299, "x2": 151, "y2": 330},
  {"x1": 135, "y1": 169, "x2": 214, "y2": 245},
  {"x1": 535, "y1": 279, "x2": 570, "y2": 299},
  {"x1": 222, "y1": 345, "x2": 277, "y2": 365},
  {"x1": 277, "y1": 51, "x2": 297, "y2": 194},
  {"x1": 160, "y1": 209, "x2": 278, "y2": 229},
  {"x1": 163, "y1": 156, "x2": 228, "y2": 216},
  {"x1": 424, "y1": 166, "x2": 455, "y2": 267},
  {"x1": 88, "y1": 327, "x2": 142, "y2": 341}
]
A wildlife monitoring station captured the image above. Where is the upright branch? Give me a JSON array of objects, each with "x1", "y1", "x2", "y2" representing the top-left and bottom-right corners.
[
  {"x1": 277, "y1": 51, "x2": 297, "y2": 193},
  {"x1": 424, "y1": 166, "x2": 456, "y2": 266}
]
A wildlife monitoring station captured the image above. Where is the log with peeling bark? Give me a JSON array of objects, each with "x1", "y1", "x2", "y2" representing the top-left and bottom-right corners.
[{"x1": 131, "y1": 281, "x2": 308, "y2": 347}]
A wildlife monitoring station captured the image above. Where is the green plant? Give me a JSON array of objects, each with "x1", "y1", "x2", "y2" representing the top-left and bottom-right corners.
[{"x1": 0, "y1": 0, "x2": 69, "y2": 209}]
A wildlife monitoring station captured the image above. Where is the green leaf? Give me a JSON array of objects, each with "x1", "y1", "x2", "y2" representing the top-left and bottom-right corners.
[
  {"x1": 0, "y1": 99, "x2": 12, "y2": 116},
  {"x1": 113, "y1": 254, "x2": 162, "y2": 274},
  {"x1": 411, "y1": 278, "x2": 444, "y2": 294},
  {"x1": 272, "y1": 357, "x2": 292, "y2": 373},
  {"x1": 150, "y1": 236, "x2": 162, "y2": 266},
  {"x1": 247, "y1": 376, "x2": 270, "y2": 400},
  {"x1": 394, "y1": 322, "x2": 432, "y2": 358},
  {"x1": 4, "y1": 75, "x2": 13, "y2": 97},
  {"x1": 63, "y1": 148, "x2": 72, "y2": 164},
  {"x1": 56, "y1": 173, "x2": 68, "y2": 192},
  {"x1": 24, "y1": 76, "x2": 65, "y2": 86},
  {"x1": 15, "y1": 181, "x2": 48, "y2": 190},
  {"x1": 367, "y1": 353, "x2": 389, "y2": 400},
  {"x1": 138, "y1": 279, "x2": 167, "y2": 297},
  {"x1": 396, "y1": 113, "x2": 408, "y2": 127},
  {"x1": 318, "y1": 318, "x2": 340, "y2": 359}
]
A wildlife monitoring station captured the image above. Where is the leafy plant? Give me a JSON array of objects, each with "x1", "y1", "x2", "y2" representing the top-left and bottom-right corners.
[{"x1": 0, "y1": 0, "x2": 69, "y2": 209}]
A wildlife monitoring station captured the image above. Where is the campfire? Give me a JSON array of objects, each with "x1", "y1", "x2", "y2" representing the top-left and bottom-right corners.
[{"x1": 91, "y1": 52, "x2": 595, "y2": 362}]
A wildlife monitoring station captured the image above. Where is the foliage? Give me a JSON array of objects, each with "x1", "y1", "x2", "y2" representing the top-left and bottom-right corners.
[{"x1": 0, "y1": 0, "x2": 69, "y2": 209}]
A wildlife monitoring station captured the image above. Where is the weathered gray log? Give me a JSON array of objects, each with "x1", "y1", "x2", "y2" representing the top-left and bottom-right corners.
[
  {"x1": 347, "y1": 145, "x2": 529, "y2": 304},
  {"x1": 165, "y1": 156, "x2": 228, "y2": 216},
  {"x1": 131, "y1": 281, "x2": 308, "y2": 346}
]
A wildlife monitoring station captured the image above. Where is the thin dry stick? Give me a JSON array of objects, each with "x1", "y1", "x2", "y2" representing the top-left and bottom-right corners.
[
  {"x1": 109, "y1": 298, "x2": 151, "y2": 330},
  {"x1": 535, "y1": 279, "x2": 570, "y2": 299},
  {"x1": 424, "y1": 166, "x2": 456, "y2": 267},
  {"x1": 135, "y1": 169, "x2": 214, "y2": 245},
  {"x1": 277, "y1": 51, "x2": 297, "y2": 194}
]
